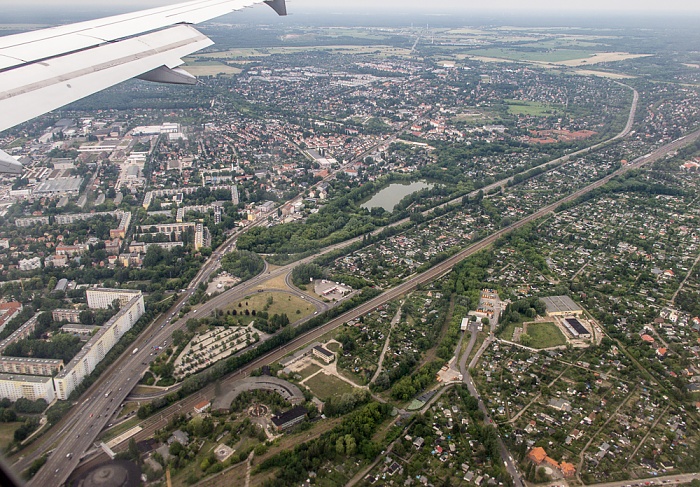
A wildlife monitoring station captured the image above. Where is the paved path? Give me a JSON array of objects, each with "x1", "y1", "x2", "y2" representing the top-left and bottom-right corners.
[
  {"x1": 577, "y1": 387, "x2": 638, "y2": 478},
  {"x1": 625, "y1": 404, "x2": 670, "y2": 467},
  {"x1": 370, "y1": 305, "x2": 402, "y2": 384},
  {"x1": 671, "y1": 250, "x2": 700, "y2": 305}
]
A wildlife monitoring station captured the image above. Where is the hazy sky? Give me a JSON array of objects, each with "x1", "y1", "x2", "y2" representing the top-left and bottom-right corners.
[{"x1": 9, "y1": 0, "x2": 700, "y2": 14}]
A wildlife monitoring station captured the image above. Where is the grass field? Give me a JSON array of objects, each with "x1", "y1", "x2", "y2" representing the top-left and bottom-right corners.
[
  {"x1": 497, "y1": 322, "x2": 518, "y2": 341},
  {"x1": 467, "y1": 48, "x2": 596, "y2": 63},
  {"x1": 201, "y1": 45, "x2": 412, "y2": 60},
  {"x1": 224, "y1": 292, "x2": 316, "y2": 326},
  {"x1": 182, "y1": 62, "x2": 242, "y2": 77},
  {"x1": 297, "y1": 364, "x2": 321, "y2": 380},
  {"x1": 505, "y1": 99, "x2": 564, "y2": 116},
  {"x1": 304, "y1": 372, "x2": 356, "y2": 400},
  {"x1": 0, "y1": 422, "x2": 20, "y2": 448},
  {"x1": 527, "y1": 322, "x2": 567, "y2": 349}
]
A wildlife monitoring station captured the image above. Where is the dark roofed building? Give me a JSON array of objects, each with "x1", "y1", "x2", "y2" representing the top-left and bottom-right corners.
[
  {"x1": 563, "y1": 318, "x2": 591, "y2": 338},
  {"x1": 312, "y1": 345, "x2": 335, "y2": 364},
  {"x1": 271, "y1": 406, "x2": 308, "y2": 431}
]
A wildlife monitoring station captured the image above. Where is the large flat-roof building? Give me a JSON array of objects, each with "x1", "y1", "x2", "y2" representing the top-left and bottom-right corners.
[
  {"x1": 542, "y1": 296, "x2": 583, "y2": 317},
  {"x1": 563, "y1": 318, "x2": 591, "y2": 339},
  {"x1": 15, "y1": 216, "x2": 49, "y2": 227},
  {"x1": 52, "y1": 308, "x2": 82, "y2": 323},
  {"x1": 34, "y1": 177, "x2": 83, "y2": 196},
  {"x1": 0, "y1": 374, "x2": 55, "y2": 402},
  {"x1": 54, "y1": 292, "x2": 144, "y2": 400},
  {"x1": 0, "y1": 357, "x2": 63, "y2": 376},
  {"x1": 312, "y1": 345, "x2": 335, "y2": 364},
  {"x1": 87, "y1": 288, "x2": 143, "y2": 310},
  {"x1": 271, "y1": 406, "x2": 308, "y2": 431},
  {"x1": 0, "y1": 313, "x2": 38, "y2": 353}
]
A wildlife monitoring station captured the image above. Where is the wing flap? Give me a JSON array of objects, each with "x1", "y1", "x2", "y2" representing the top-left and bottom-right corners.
[{"x1": 0, "y1": 25, "x2": 212, "y2": 132}]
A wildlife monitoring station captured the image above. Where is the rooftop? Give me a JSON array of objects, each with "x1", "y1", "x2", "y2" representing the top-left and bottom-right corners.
[{"x1": 542, "y1": 295, "x2": 583, "y2": 314}]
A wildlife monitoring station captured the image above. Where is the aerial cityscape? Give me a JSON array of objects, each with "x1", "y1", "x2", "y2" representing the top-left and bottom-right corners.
[{"x1": 0, "y1": 1, "x2": 699, "y2": 486}]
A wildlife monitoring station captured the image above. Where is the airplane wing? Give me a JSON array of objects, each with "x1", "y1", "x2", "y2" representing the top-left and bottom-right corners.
[{"x1": 0, "y1": 0, "x2": 287, "y2": 173}]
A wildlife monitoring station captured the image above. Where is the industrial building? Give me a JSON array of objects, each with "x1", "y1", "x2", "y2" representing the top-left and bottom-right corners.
[
  {"x1": 542, "y1": 296, "x2": 583, "y2": 317},
  {"x1": 562, "y1": 317, "x2": 591, "y2": 339}
]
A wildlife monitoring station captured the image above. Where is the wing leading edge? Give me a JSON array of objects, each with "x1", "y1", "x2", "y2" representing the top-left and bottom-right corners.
[{"x1": 0, "y1": 0, "x2": 287, "y2": 136}]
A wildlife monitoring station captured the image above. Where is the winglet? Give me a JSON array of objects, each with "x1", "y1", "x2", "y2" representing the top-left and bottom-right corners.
[
  {"x1": 137, "y1": 66, "x2": 198, "y2": 85},
  {"x1": 0, "y1": 149, "x2": 23, "y2": 175},
  {"x1": 264, "y1": 0, "x2": 287, "y2": 16}
]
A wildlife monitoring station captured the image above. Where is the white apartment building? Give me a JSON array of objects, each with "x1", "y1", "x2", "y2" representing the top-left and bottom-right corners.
[
  {"x1": 0, "y1": 374, "x2": 55, "y2": 402},
  {"x1": 86, "y1": 288, "x2": 144, "y2": 310},
  {"x1": 53, "y1": 292, "x2": 144, "y2": 400}
]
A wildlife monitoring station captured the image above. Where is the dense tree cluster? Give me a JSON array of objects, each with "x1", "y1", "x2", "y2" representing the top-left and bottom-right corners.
[
  {"x1": 253, "y1": 312, "x2": 290, "y2": 334},
  {"x1": 3, "y1": 333, "x2": 82, "y2": 363},
  {"x1": 290, "y1": 263, "x2": 325, "y2": 287},
  {"x1": 390, "y1": 360, "x2": 444, "y2": 401},
  {"x1": 256, "y1": 402, "x2": 391, "y2": 486},
  {"x1": 497, "y1": 297, "x2": 547, "y2": 333},
  {"x1": 220, "y1": 250, "x2": 264, "y2": 282}
]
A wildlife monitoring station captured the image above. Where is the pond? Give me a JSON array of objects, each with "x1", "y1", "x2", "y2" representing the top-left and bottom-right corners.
[{"x1": 361, "y1": 181, "x2": 433, "y2": 213}]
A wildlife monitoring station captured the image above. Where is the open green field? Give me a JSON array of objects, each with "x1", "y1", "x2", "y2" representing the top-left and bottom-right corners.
[
  {"x1": 201, "y1": 45, "x2": 412, "y2": 60},
  {"x1": 297, "y1": 363, "x2": 322, "y2": 380},
  {"x1": 497, "y1": 322, "x2": 518, "y2": 341},
  {"x1": 526, "y1": 322, "x2": 567, "y2": 349},
  {"x1": 521, "y1": 39, "x2": 607, "y2": 49},
  {"x1": 181, "y1": 61, "x2": 241, "y2": 77},
  {"x1": 505, "y1": 99, "x2": 564, "y2": 116},
  {"x1": 467, "y1": 48, "x2": 596, "y2": 63},
  {"x1": 452, "y1": 110, "x2": 495, "y2": 125},
  {"x1": 224, "y1": 292, "x2": 316, "y2": 325},
  {"x1": 304, "y1": 372, "x2": 356, "y2": 400},
  {"x1": 0, "y1": 422, "x2": 20, "y2": 448}
]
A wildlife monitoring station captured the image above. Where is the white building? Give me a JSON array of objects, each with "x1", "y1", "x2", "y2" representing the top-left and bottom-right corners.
[
  {"x1": 19, "y1": 257, "x2": 42, "y2": 271},
  {"x1": 0, "y1": 374, "x2": 55, "y2": 402},
  {"x1": 87, "y1": 288, "x2": 143, "y2": 310},
  {"x1": 53, "y1": 292, "x2": 144, "y2": 400}
]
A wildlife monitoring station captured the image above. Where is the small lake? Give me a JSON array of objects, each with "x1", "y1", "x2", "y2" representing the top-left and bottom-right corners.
[{"x1": 361, "y1": 181, "x2": 434, "y2": 213}]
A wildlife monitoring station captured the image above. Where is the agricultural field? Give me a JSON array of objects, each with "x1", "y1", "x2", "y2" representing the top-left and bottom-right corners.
[{"x1": 199, "y1": 45, "x2": 411, "y2": 60}]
